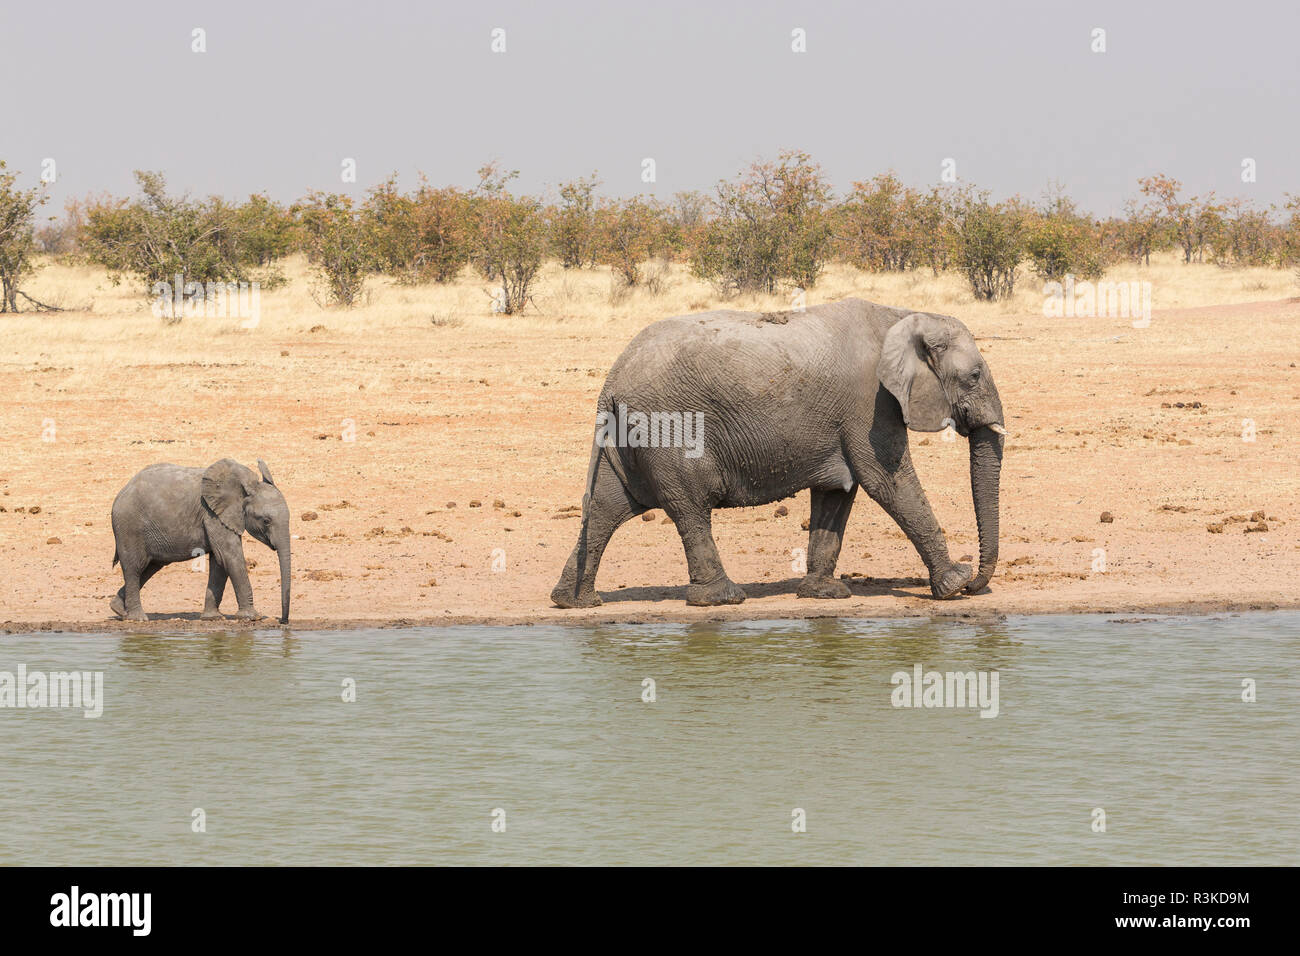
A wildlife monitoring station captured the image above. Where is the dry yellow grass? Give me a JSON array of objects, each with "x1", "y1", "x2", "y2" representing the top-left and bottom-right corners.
[
  {"x1": 15, "y1": 250, "x2": 1298, "y2": 346},
  {"x1": 2, "y1": 252, "x2": 1297, "y2": 628}
]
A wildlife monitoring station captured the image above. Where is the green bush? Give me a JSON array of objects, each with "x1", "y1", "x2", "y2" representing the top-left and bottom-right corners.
[
  {"x1": 364, "y1": 177, "x2": 472, "y2": 285},
  {"x1": 297, "y1": 191, "x2": 376, "y2": 307},
  {"x1": 658, "y1": 190, "x2": 708, "y2": 260},
  {"x1": 1139, "y1": 175, "x2": 1223, "y2": 264},
  {"x1": 690, "y1": 150, "x2": 832, "y2": 295},
  {"x1": 551, "y1": 174, "x2": 600, "y2": 269},
  {"x1": 1023, "y1": 197, "x2": 1106, "y2": 282},
  {"x1": 234, "y1": 193, "x2": 295, "y2": 268},
  {"x1": 409, "y1": 184, "x2": 472, "y2": 282},
  {"x1": 467, "y1": 163, "x2": 548, "y2": 315},
  {"x1": 1108, "y1": 198, "x2": 1169, "y2": 266},
  {"x1": 950, "y1": 190, "x2": 1025, "y2": 301},
  {"x1": 1277, "y1": 195, "x2": 1300, "y2": 271},
  {"x1": 80, "y1": 172, "x2": 258, "y2": 293},
  {"x1": 595, "y1": 197, "x2": 664, "y2": 286},
  {"x1": 1206, "y1": 199, "x2": 1275, "y2": 267},
  {"x1": 360, "y1": 177, "x2": 416, "y2": 279},
  {"x1": 836, "y1": 173, "x2": 922, "y2": 272},
  {"x1": 0, "y1": 161, "x2": 48, "y2": 312}
]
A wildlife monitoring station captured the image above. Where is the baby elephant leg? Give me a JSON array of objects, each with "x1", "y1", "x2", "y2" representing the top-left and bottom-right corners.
[
  {"x1": 201, "y1": 561, "x2": 229, "y2": 620},
  {"x1": 112, "y1": 560, "x2": 163, "y2": 622}
]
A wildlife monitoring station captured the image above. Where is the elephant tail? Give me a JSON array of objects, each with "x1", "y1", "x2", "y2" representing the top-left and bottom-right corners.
[
  {"x1": 571, "y1": 433, "x2": 604, "y2": 598},
  {"x1": 112, "y1": 549, "x2": 119, "y2": 568},
  {"x1": 569, "y1": 397, "x2": 642, "y2": 601}
]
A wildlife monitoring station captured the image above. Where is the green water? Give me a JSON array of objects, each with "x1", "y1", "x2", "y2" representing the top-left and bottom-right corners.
[{"x1": 1, "y1": 613, "x2": 1296, "y2": 865}]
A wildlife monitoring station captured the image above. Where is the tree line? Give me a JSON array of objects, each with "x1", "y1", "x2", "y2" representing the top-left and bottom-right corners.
[{"x1": 3, "y1": 151, "x2": 1300, "y2": 314}]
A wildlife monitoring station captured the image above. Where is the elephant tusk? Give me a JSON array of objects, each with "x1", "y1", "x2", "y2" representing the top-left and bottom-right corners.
[{"x1": 989, "y1": 423, "x2": 1008, "y2": 436}]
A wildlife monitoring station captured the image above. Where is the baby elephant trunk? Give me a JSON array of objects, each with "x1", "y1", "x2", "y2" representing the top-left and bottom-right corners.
[
  {"x1": 966, "y1": 424, "x2": 1003, "y2": 593},
  {"x1": 275, "y1": 530, "x2": 291, "y2": 624}
]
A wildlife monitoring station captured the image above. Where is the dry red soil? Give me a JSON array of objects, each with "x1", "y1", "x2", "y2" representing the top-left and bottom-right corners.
[{"x1": 2, "y1": 298, "x2": 1297, "y2": 631}]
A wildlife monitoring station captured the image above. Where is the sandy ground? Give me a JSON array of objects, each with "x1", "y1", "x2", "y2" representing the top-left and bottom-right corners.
[{"x1": 2, "y1": 260, "x2": 1297, "y2": 631}]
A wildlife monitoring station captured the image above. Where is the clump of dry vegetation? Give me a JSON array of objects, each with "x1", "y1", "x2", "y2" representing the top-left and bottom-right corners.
[{"x1": 3, "y1": 152, "x2": 1300, "y2": 321}]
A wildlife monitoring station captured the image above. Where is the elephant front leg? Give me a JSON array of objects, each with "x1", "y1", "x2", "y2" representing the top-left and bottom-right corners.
[
  {"x1": 201, "y1": 562, "x2": 229, "y2": 620},
  {"x1": 221, "y1": 543, "x2": 263, "y2": 620},
  {"x1": 797, "y1": 487, "x2": 857, "y2": 599},
  {"x1": 669, "y1": 506, "x2": 746, "y2": 606},
  {"x1": 865, "y1": 461, "x2": 970, "y2": 599}
]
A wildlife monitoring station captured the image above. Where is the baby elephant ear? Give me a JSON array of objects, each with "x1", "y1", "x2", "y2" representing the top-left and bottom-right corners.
[
  {"x1": 257, "y1": 459, "x2": 275, "y2": 486},
  {"x1": 878, "y1": 312, "x2": 954, "y2": 432},
  {"x1": 202, "y1": 459, "x2": 258, "y2": 534}
]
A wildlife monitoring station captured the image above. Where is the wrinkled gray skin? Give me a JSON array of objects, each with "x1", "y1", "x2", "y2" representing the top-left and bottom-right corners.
[
  {"x1": 110, "y1": 459, "x2": 291, "y2": 623},
  {"x1": 552, "y1": 298, "x2": 1005, "y2": 608}
]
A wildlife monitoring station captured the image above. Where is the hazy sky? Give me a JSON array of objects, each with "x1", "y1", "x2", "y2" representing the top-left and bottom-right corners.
[{"x1": 6, "y1": 0, "x2": 1298, "y2": 216}]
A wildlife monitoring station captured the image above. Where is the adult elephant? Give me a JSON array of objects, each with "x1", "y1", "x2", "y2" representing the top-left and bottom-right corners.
[
  {"x1": 111, "y1": 458, "x2": 291, "y2": 622},
  {"x1": 551, "y1": 298, "x2": 1005, "y2": 608}
]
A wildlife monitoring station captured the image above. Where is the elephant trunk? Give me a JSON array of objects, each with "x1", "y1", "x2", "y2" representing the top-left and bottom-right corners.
[
  {"x1": 275, "y1": 531, "x2": 291, "y2": 624},
  {"x1": 966, "y1": 424, "x2": 1003, "y2": 593}
]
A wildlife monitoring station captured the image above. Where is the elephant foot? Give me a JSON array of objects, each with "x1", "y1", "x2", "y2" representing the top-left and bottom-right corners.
[
  {"x1": 687, "y1": 576, "x2": 747, "y2": 606},
  {"x1": 930, "y1": 563, "x2": 972, "y2": 599},
  {"x1": 796, "y1": 575, "x2": 852, "y2": 599},
  {"x1": 550, "y1": 584, "x2": 602, "y2": 609},
  {"x1": 235, "y1": 608, "x2": 265, "y2": 621},
  {"x1": 109, "y1": 595, "x2": 126, "y2": 619},
  {"x1": 200, "y1": 608, "x2": 224, "y2": 621}
]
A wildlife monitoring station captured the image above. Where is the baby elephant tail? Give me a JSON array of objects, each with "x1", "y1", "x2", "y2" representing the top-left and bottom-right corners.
[{"x1": 112, "y1": 549, "x2": 119, "y2": 568}]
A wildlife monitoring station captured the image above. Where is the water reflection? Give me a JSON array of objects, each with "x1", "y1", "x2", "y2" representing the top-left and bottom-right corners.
[
  {"x1": 0, "y1": 613, "x2": 1294, "y2": 865},
  {"x1": 115, "y1": 629, "x2": 297, "y2": 669},
  {"x1": 576, "y1": 616, "x2": 1024, "y2": 692}
]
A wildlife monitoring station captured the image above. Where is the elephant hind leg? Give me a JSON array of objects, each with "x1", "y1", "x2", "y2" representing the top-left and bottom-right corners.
[
  {"x1": 551, "y1": 455, "x2": 644, "y2": 608},
  {"x1": 797, "y1": 486, "x2": 857, "y2": 599},
  {"x1": 665, "y1": 505, "x2": 745, "y2": 606},
  {"x1": 113, "y1": 560, "x2": 163, "y2": 621}
]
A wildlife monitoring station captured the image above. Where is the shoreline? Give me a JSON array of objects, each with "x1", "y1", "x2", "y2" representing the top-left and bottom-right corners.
[{"x1": 5, "y1": 595, "x2": 1296, "y2": 633}]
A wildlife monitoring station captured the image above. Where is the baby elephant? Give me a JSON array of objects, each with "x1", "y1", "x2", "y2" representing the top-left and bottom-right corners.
[{"x1": 111, "y1": 459, "x2": 291, "y2": 623}]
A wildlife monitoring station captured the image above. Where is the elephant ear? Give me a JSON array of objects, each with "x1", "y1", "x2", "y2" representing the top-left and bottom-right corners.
[
  {"x1": 201, "y1": 459, "x2": 259, "y2": 534},
  {"x1": 257, "y1": 459, "x2": 275, "y2": 486},
  {"x1": 878, "y1": 312, "x2": 954, "y2": 432}
]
